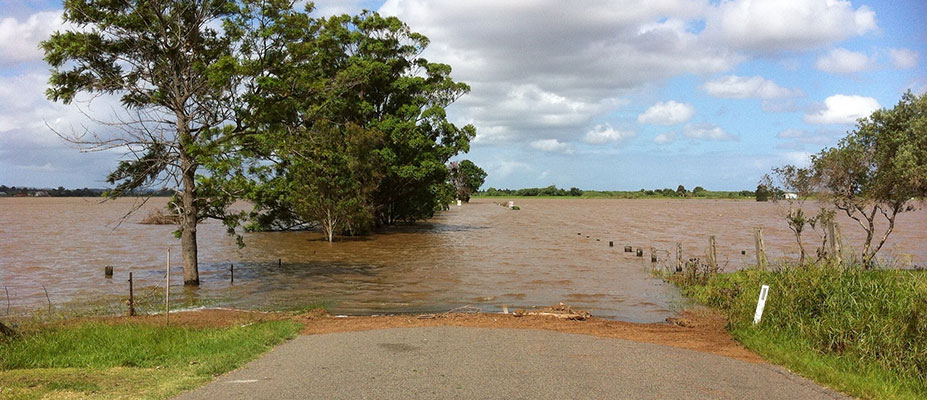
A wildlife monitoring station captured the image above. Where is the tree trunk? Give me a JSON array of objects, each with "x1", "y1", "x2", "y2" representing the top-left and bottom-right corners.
[{"x1": 180, "y1": 148, "x2": 200, "y2": 286}]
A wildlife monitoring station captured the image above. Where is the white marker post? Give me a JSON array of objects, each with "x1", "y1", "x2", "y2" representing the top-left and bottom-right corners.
[
  {"x1": 753, "y1": 284, "x2": 769, "y2": 324},
  {"x1": 457, "y1": 199, "x2": 462, "y2": 206},
  {"x1": 508, "y1": 201, "x2": 514, "y2": 209}
]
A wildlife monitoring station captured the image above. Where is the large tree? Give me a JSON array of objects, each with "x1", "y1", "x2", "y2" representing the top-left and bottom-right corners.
[
  {"x1": 43, "y1": 0, "x2": 243, "y2": 285},
  {"x1": 811, "y1": 90, "x2": 927, "y2": 266},
  {"x1": 244, "y1": 11, "x2": 476, "y2": 232}
]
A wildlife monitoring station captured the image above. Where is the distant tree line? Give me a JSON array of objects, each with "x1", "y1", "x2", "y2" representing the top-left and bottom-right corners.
[
  {"x1": 0, "y1": 185, "x2": 173, "y2": 197},
  {"x1": 480, "y1": 185, "x2": 584, "y2": 197},
  {"x1": 479, "y1": 185, "x2": 756, "y2": 198}
]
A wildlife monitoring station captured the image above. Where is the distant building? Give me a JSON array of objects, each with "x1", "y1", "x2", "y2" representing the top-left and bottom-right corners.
[
  {"x1": 34, "y1": 191, "x2": 50, "y2": 197},
  {"x1": 784, "y1": 193, "x2": 798, "y2": 200},
  {"x1": 0, "y1": 191, "x2": 7, "y2": 196}
]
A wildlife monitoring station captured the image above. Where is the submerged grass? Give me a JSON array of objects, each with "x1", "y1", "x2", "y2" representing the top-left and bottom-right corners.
[
  {"x1": 0, "y1": 319, "x2": 302, "y2": 399},
  {"x1": 670, "y1": 264, "x2": 927, "y2": 399}
]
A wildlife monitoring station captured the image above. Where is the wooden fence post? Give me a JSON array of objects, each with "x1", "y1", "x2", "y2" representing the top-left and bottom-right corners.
[
  {"x1": 676, "y1": 242, "x2": 683, "y2": 272},
  {"x1": 128, "y1": 272, "x2": 135, "y2": 317},
  {"x1": 708, "y1": 235, "x2": 718, "y2": 274},
  {"x1": 166, "y1": 247, "x2": 170, "y2": 323},
  {"x1": 754, "y1": 228, "x2": 768, "y2": 270}
]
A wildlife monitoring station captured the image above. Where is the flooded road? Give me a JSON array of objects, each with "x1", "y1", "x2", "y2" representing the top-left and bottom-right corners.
[{"x1": 1, "y1": 197, "x2": 924, "y2": 322}]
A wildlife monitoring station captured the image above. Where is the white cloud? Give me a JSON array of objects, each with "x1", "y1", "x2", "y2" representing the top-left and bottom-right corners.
[
  {"x1": 683, "y1": 124, "x2": 736, "y2": 141},
  {"x1": 529, "y1": 139, "x2": 574, "y2": 154},
  {"x1": 783, "y1": 151, "x2": 813, "y2": 167},
  {"x1": 804, "y1": 94, "x2": 880, "y2": 124},
  {"x1": 702, "y1": 75, "x2": 802, "y2": 99},
  {"x1": 704, "y1": 0, "x2": 876, "y2": 53},
  {"x1": 815, "y1": 48, "x2": 873, "y2": 75},
  {"x1": 889, "y1": 48, "x2": 918, "y2": 69},
  {"x1": 489, "y1": 160, "x2": 532, "y2": 180},
  {"x1": 654, "y1": 132, "x2": 675, "y2": 144},
  {"x1": 379, "y1": 0, "x2": 737, "y2": 144},
  {"x1": 582, "y1": 124, "x2": 635, "y2": 145},
  {"x1": 637, "y1": 101, "x2": 695, "y2": 125},
  {"x1": 0, "y1": 11, "x2": 65, "y2": 65}
]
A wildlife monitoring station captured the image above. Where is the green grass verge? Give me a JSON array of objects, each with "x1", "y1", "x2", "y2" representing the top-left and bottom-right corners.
[
  {"x1": 0, "y1": 319, "x2": 302, "y2": 399},
  {"x1": 670, "y1": 265, "x2": 927, "y2": 399}
]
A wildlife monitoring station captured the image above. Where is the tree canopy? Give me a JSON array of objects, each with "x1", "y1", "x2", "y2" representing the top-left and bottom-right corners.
[
  {"x1": 43, "y1": 0, "x2": 243, "y2": 285},
  {"x1": 769, "y1": 90, "x2": 926, "y2": 266},
  {"x1": 239, "y1": 10, "x2": 477, "y2": 235},
  {"x1": 450, "y1": 160, "x2": 487, "y2": 202}
]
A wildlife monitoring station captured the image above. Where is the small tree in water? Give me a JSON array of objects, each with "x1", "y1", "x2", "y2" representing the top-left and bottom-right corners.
[
  {"x1": 762, "y1": 166, "x2": 822, "y2": 265},
  {"x1": 772, "y1": 91, "x2": 927, "y2": 267},
  {"x1": 812, "y1": 91, "x2": 927, "y2": 267}
]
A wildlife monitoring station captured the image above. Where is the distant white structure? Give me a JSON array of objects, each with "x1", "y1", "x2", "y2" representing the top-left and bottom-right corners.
[{"x1": 784, "y1": 192, "x2": 798, "y2": 200}]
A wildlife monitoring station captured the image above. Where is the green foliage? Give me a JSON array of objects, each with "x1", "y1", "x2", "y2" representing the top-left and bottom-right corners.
[
  {"x1": 43, "y1": 0, "x2": 249, "y2": 284},
  {"x1": 671, "y1": 265, "x2": 927, "y2": 397},
  {"x1": 450, "y1": 160, "x2": 487, "y2": 202},
  {"x1": 287, "y1": 123, "x2": 385, "y2": 241},
  {"x1": 755, "y1": 184, "x2": 772, "y2": 202},
  {"x1": 793, "y1": 91, "x2": 927, "y2": 266},
  {"x1": 241, "y1": 9, "x2": 475, "y2": 231},
  {"x1": 478, "y1": 186, "x2": 751, "y2": 199}
]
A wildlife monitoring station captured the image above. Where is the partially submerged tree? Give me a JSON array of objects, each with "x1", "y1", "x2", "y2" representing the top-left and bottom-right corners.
[
  {"x1": 812, "y1": 90, "x2": 927, "y2": 267},
  {"x1": 285, "y1": 123, "x2": 384, "y2": 242},
  {"x1": 763, "y1": 166, "x2": 821, "y2": 264},
  {"x1": 245, "y1": 11, "x2": 476, "y2": 231},
  {"x1": 43, "y1": 0, "x2": 242, "y2": 285},
  {"x1": 449, "y1": 160, "x2": 487, "y2": 202}
]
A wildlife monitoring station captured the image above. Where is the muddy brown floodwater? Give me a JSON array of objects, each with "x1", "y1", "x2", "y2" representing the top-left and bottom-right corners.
[{"x1": 1, "y1": 197, "x2": 924, "y2": 322}]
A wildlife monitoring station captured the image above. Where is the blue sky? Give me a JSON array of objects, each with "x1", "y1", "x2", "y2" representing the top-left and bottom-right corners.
[{"x1": 1, "y1": 0, "x2": 924, "y2": 190}]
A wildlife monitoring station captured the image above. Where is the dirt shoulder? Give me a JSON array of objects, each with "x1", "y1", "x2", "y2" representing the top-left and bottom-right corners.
[{"x1": 106, "y1": 307, "x2": 761, "y2": 364}]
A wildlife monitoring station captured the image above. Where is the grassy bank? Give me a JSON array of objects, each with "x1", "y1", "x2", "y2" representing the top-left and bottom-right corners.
[
  {"x1": 669, "y1": 265, "x2": 927, "y2": 399},
  {"x1": 0, "y1": 318, "x2": 302, "y2": 399}
]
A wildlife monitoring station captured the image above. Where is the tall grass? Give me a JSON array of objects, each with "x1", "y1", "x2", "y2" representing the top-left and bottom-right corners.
[{"x1": 673, "y1": 264, "x2": 927, "y2": 398}]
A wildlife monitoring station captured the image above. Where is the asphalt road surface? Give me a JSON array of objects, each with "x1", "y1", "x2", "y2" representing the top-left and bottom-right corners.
[{"x1": 175, "y1": 327, "x2": 846, "y2": 399}]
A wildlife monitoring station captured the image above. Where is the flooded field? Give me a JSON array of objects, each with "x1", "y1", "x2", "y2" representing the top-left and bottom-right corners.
[{"x1": 1, "y1": 197, "x2": 924, "y2": 322}]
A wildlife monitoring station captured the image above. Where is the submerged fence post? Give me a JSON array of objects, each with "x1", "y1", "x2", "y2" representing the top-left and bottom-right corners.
[
  {"x1": 754, "y1": 228, "x2": 768, "y2": 270},
  {"x1": 753, "y1": 285, "x2": 770, "y2": 324},
  {"x1": 230, "y1": 264, "x2": 234, "y2": 284},
  {"x1": 104, "y1": 265, "x2": 113, "y2": 278},
  {"x1": 128, "y1": 272, "x2": 135, "y2": 317},
  {"x1": 675, "y1": 243, "x2": 683, "y2": 272},
  {"x1": 42, "y1": 285, "x2": 51, "y2": 313},
  {"x1": 166, "y1": 247, "x2": 170, "y2": 323},
  {"x1": 650, "y1": 247, "x2": 657, "y2": 264},
  {"x1": 708, "y1": 235, "x2": 718, "y2": 274}
]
